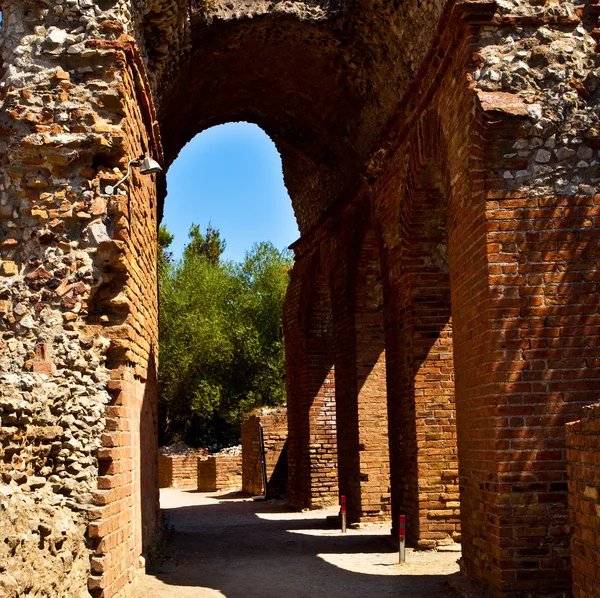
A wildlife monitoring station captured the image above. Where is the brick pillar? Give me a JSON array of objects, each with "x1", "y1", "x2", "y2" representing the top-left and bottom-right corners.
[
  {"x1": 306, "y1": 277, "x2": 338, "y2": 507},
  {"x1": 84, "y1": 39, "x2": 162, "y2": 598},
  {"x1": 332, "y1": 225, "x2": 391, "y2": 524},
  {"x1": 284, "y1": 269, "x2": 311, "y2": 508},
  {"x1": 383, "y1": 158, "x2": 459, "y2": 546},
  {"x1": 354, "y1": 231, "x2": 391, "y2": 520},
  {"x1": 285, "y1": 265, "x2": 338, "y2": 509},
  {"x1": 455, "y1": 106, "x2": 600, "y2": 594},
  {"x1": 331, "y1": 242, "x2": 362, "y2": 522}
]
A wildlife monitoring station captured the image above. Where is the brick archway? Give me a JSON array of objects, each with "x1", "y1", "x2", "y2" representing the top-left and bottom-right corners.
[{"x1": 1, "y1": 0, "x2": 600, "y2": 597}]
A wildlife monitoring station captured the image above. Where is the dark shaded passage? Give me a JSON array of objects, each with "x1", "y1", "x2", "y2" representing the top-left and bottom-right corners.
[{"x1": 134, "y1": 489, "x2": 460, "y2": 598}]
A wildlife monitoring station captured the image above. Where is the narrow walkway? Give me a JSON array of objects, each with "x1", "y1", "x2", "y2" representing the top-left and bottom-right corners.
[{"x1": 134, "y1": 489, "x2": 460, "y2": 598}]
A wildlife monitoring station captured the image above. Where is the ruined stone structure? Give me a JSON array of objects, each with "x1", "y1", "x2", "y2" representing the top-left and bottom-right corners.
[
  {"x1": 0, "y1": 0, "x2": 599, "y2": 596},
  {"x1": 158, "y1": 450, "x2": 205, "y2": 488},
  {"x1": 197, "y1": 453, "x2": 242, "y2": 492},
  {"x1": 242, "y1": 407, "x2": 288, "y2": 497}
]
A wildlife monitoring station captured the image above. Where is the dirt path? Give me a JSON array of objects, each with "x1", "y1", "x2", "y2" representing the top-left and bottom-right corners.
[{"x1": 134, "y1": 489, "x2": 461, "y2": 598}]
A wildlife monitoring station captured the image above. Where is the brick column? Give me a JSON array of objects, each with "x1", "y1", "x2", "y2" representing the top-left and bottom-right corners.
[
  {"x1": 331, "y1": 223, "x2": 391, "y2": 523},
  {"x1": 330, "y1": 240, "x2": 362, "y2": 522},
  {"x1": 284, "y1": 269, "x2": 311, "y2": 508},
  {"x1": 456, "y1": 105, "x2": 600, "y2": 594},
  {"x1": 306, "y1": 277, "x2": 338, "y2": 507},
  {"x1": 381, "y1": 157, "x2": 459, "y2": 546},
  {"x1": 354, "y1": 231, "x2": 391, "y2": 520},
  {"x1": 285, "y1": 264, "x2": 338, "y2": 509}
]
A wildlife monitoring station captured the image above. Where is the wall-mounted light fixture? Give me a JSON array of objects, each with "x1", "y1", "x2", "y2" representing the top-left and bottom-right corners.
[{"x1": 103, "y1": 154, "x2": 162, "y2": 196}]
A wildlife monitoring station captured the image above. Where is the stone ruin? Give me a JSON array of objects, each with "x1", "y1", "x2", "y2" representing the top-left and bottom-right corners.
[
  {"x1": 197, "y1": 446, "x2": 242, "y2": 492},
  {"x1": 0, "y1": 0, "x2": 599, "y2": 596},
  {"x1": 158, "y1": 443, "x2": 207, "y2": 488},
  {"x1": 242, "y1": 407, "x2": 288, "y2": 498}
]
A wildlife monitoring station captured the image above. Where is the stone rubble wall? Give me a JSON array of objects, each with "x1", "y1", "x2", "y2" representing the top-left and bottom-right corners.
[
  {"x1": 0, "y1": 1, "x2": 161, "y2": 596},
  {"x1": 567, "y1": 404, "x2": 600, "y2": 598},
  {"x1": 241, "y1": 407, "x2": 288, "y2": 497},
  {"x1": 197, "y1": 454, "x2": 242, "y2": 493}
]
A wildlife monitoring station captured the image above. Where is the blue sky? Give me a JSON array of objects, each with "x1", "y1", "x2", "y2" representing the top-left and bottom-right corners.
[{"x1": 162, "y1": 123, "x2": 299, "y2": 262}]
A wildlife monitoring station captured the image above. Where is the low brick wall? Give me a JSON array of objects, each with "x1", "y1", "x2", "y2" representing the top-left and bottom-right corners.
[
  {"x1": 158, "y1": 453, "x2": 204, "y2": 488},
  {"x1": 566, "y1": 402, "x2": 600, "y2": 598},
  {"x1": 197, "y1": 454, "x2": 242, "y2": 492},
  {"x1": 242, "y1": 407, "x2": 288, "y2": 497}
]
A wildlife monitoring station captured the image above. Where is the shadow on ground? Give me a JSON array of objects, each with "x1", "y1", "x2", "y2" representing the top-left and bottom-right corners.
[{"x1": 135, "y1": 489, "x2": 460, "y2": 598}]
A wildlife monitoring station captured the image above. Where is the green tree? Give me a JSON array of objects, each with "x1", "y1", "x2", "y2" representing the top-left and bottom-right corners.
[
  {"x1": 157, "y1": 225, "x2": 174, "y2": 271},
  {"x1": 184, "y1": 223, "x2": 226, "y2": 264},
  {"x1": 158, "y1": 228, "x2": 293, "y2": 450}
]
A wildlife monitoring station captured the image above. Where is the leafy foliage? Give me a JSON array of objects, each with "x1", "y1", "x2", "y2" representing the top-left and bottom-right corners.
[
  {"x1": 158, "y1": 225, "x2": 174, "y2": 270},
  {"x1": 184, "y1": 222, "x2": 226, "y2": 264},
  {"x1": 158, "y1": 224, "x2": 292, "y2": 450}
]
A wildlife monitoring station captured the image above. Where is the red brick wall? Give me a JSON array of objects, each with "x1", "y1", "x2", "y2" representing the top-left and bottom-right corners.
[
  {"x1": 158, "y1": 454, "x2": 202, "y2": 489},
  {"x1": 88, "y1": 42, "x2": 161, "y2": 598},
  {"x1": 354, "y1": 231, "x2": 391, "y2": 520},
  {"x1": 376, "y1": 152, "x2": 460, "y2": 546},
  {"x1": 242, "y1": 408, "x2": 288, "y2": 497},
  {"x1": 306, "y1": 278, "x2": 339, "y2": 507},
  {"x1": 285, "y1": 269, "x2": 339, "y2": 509},
  {"x1": 462, "y1": 123, "x2": 600, "y2": 596},
  {"x1": 197, "y1": 455, "x2": 242, "y2": 492},
  {"x1": 567, "y1": 403, "x2": 600, "y2": 598}
]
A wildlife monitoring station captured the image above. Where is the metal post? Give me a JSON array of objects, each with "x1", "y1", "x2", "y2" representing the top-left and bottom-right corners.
[
  {"x1": 399, "y1": 514, "x2": 406, "y2": 563},
  {"x1": 341, "y1": 495, "x2": 347, "y2": 533},
  {"x1": 258, "y1": 423, "x2": 268, "y2": 500}
]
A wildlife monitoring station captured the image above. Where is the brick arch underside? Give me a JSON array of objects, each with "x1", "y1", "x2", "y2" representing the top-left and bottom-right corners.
[{"x1": 143, "y1": 0, "x2": 449, "y2": 234}]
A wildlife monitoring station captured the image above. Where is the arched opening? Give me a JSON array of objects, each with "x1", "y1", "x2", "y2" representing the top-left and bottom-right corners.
[
  {"x1": 155, "y1": 121, "x2": 296, "y2": 451},
  {"x1": 80, "y1": 4, "x2": 470, "y2": 593},
  {"x1": 161, "y1": 123, "x2": 298, "y2": 262}
]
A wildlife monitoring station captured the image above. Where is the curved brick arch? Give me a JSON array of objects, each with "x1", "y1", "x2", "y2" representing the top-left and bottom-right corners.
[
  {"x1": 2, "y1": 0, "x2": 600, "y2": 596},
  {"x1": 135, "y1": 0, "x2": 451, "y2": 234}
]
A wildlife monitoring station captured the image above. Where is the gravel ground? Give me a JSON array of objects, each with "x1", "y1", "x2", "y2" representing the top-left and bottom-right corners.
[{"x1": 133, "y1": 489, "x2": 461, "y2": 598}]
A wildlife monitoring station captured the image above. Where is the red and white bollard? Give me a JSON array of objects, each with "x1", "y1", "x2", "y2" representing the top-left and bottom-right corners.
[
  {"x1": 399, "y1": 515, "x2": 406, "y2": 563},
  {"x1": 341, "y1": 495, "x2": 347, "y2": 534}
]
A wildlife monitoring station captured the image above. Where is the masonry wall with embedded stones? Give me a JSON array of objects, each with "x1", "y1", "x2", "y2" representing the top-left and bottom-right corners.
[
  {"x1": 0, "y1": 1, "x2": 162, "y2": 596},
  {"x1": 0, "y1": 0, "x2": 600, "y2": 597}
]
